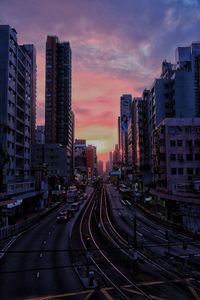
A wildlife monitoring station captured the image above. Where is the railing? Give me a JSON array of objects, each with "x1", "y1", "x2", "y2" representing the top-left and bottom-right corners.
[
  {"x1": 0, "y1": 203, "x2": 60, "y2": 241},
  {"x1": 0, "y1": 214, "x2": 39, "y2": 240}
]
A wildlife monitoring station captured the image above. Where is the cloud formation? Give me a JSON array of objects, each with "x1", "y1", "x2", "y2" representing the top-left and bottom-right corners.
[{"x1": 1, "y1": 0, "x2": 200, "y2": 162}]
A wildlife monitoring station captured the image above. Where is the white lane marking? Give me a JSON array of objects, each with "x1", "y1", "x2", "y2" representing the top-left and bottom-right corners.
[
  {"x1": 37, "y1": 272, "x2": 40, "y2": 278},
  {"x1": 158, "y1": 229, "x2": 165, "y2": 234},
  {"x1": 40, "y1": 253, "x2": 43, "y2": 258},
  {"x1": 0, "y1": 233, "x2": 22, "y2": 260},
  {"x1": 48, "y1": 231, "x2": 51, "y2": 235},
  {"x1": 126, "y1": 200, "x2": 132, "y2": 206},
  {"x1": 143, "y1": 227, "x2": 166, "y2": 241},
  {"x1": 155, "y1": 235, "x2": 166, "y2": 241},
  {"x1": 143, "y1": 227, "x2": 150, "y2": 233},
  {"x1": 136, "y1": 231, "x2": 143, "y2": 237}
]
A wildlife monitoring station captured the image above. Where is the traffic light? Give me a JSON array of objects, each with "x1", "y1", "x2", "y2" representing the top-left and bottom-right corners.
[{"x1": 85, "y1": 235, "x2": 91, "y2": 249}]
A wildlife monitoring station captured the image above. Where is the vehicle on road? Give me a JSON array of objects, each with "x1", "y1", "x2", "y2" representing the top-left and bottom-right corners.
[
  {"x1": 70, "y1": 202, "x2": 80, "y2": 212},
  {"x1": 56, "y1": 215, "x2": 69, "y2": 223},
  {"x1": 59, "y1": 210, "x2": 68, "y2": 216},
  {"x1": 67, "y1": 187, "x2": 77, "y2": 203},
  {"x1": 83, "y1": 193, "x2": 87, "y2": 199}
]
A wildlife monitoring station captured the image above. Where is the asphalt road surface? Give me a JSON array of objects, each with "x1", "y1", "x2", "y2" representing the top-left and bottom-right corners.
[{"x1": 0, "y1": 203, "x2": 84, "y2": 299}]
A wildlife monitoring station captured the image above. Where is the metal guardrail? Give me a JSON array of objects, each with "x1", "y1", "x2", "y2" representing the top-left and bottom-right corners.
[
  {"x1": 0, "y1": 215, "x2": 39, "y2": 240},
  {"x1": 0, "y1": 203, "x2": 60, "y2": 241}
]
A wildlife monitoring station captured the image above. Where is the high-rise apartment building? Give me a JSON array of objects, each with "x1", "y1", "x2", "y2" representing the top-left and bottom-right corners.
[
  {"x1": 175, "y1": 43, "x2": 200, "y2": 117},
  {"x1": 97, "y1": 160, "x2": 104, "y2": 176},
  {"x1": 153, "y1": 118, "x2": 200, "y2": 193},
  {"x1": 120, "y1": 94, "x2": 132, "y2": 166},
  {"x1": 148, "y1": 42, "x2": 200, "y2": 171},
  {"x1": 45, "y1": 35, "x2": 74, "y2": 182},
  {"x1": 86, "y1": 145, "x2": 97, "y2": 178},
  {"x1": 128, "y1": 97, "x2": 148, "y2": 173},
  {"x1": 74, "y1": 139, "x2": 87, "y2": 176},
  {"x1": 112, "y1": 144, "x2": 120, "y2": 169},
  {"x1": 0, "y1": 25, "x2": 36, "y2": 195},
  {"x1": 36, "y1": 125, "x2": 45, "y2": 144}
]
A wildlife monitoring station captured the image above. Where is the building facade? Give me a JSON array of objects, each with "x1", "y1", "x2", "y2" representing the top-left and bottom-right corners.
[
  {"x1": 36, "y1": 125, "x2": 45, "y2": 144},
  {"x1": 120, "y1": 94, "x2": 132, "y2": 166},
  {"x1": 0, "y1": 25, "x2": 36, "y2": 196},
  {"x1": 86, "y1": 145, "x2": 97, "y2": 178},
  {"x1": 97, "y1": 160, "x2": 104, "y2": 176},
  {"x1": 74, "y1": 139, "x2": 87, "y2": 177},
  {"x1": 32, "y1": 143, "x2": 68, "y2": 180},
  {"x1": 153, "y1": 118, "x2": 200, "y2": 193},
  {"x1": 45, "y1": 35, "x2": 73, "y2": 183}
]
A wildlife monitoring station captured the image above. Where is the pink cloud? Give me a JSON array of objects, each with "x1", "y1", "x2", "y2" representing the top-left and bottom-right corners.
[{"x1": 2, "y1": 0, "x2": 200, "y2": 160}]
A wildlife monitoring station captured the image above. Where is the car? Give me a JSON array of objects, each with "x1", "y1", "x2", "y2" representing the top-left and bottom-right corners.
[
  {"x1": 59, "y1": 210, "x2": 68, "y2": 216},
  {"x1": 70, "y1": 202, "x2": 80, "y2": 212},
  {"x1": 82, "y1": 193, "x2": 87, "y2": 199},
  {"x1": 56, "y1": 215, "x2": 69, "y2": 223}
]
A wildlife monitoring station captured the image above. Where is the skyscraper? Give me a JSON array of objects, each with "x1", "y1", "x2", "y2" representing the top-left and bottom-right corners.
[
  {"x1": 45, "y1": 35, "x2": 73, "y2": 181},
  {"x1": 175, "y1": 43, "x2": 200, "y2": 117},
  {"x1": 97, "y1": 160, "x2": 104, "y2": 176},
  {"x1": 0, "y1": 25, "x2": 36, "y2": 195},
  {"x1": 120, "y1": 94, "x2": 132, "y2": 166},
  {"x1": 86, "y1": 145, "x2": 97, "y2": 178}
]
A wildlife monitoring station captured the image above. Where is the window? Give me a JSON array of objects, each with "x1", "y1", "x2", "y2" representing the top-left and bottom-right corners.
[
  {"x1": 196, "y1": 168, "x2": 200, "y2": 175},
  {"x1": 186, "y1": 140, "x2": 193, "y2": 147},
  {"x1": 171, "y1": 168, "x2": 177, "y2": 175},
  {"x1": 170, "y1": 140, "x2": 176, "y2": 147},
  {"x1": 187, "y1": 168, "x2": 193, "y2": 175},
  {"x1": 170, "y1": 154, "x2": 176, "y2": 161},
  {"x1": 177, "y1": 154, "x2": 184, "y2": 161},
  {"x1": 195, "y1": 153, "x2": 200, "y2": 160},
  {"x1": 177, "y1": 140, "x2": 183, "y2": 147},
  {"x1": 186, "y1": 154, "x2": 193, "y2": 161},
  {"x1": 194, "y1": 139, "x2": 200, "y2": 147},
  {"x1": 178, "y1": 168, "x2": 184, "y2": 175}
]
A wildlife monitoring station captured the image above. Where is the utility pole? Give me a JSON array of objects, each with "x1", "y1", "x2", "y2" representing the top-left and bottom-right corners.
[
  {"x1": 165, "y1": 230, "x2": 170, "y2": 257},
  {"x1": 133, "y1": 185, "x2": 137, "y2": 260},
  {"x1": 133, "y1": 199, "x2": 137, "y2": 251}
]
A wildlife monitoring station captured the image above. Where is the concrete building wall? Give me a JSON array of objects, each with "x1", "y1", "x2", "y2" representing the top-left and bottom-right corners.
[
  {"x1": 44, "y1": 35, "x2": 73, "y2": 182},
  {"x1": 120, "y1": 94, "x2": 132, "y2": 165},
  {"x1": 0, "y1": 25, "x2": 36, "y2": 194},
  {"x1": 32, "y1": 143, "x2": 68, "y2": 180},
  {"x1": 153, "y1": 118, "x2": 200, "y2": 193}
]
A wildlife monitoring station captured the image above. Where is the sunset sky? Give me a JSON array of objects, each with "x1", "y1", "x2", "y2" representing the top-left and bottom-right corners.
[{"x1": 1, "y1": 0, "x2": 200, "y2": 162}]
